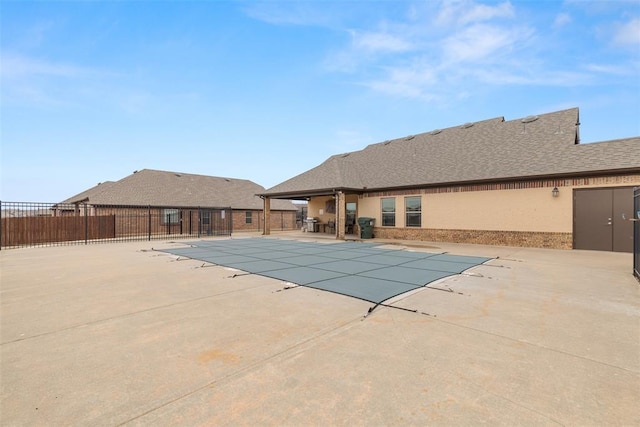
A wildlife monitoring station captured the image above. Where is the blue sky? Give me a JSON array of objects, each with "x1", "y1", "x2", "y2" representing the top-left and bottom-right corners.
[{"x1": 1, "y1": 0, "x2": 639, "y2": 202}]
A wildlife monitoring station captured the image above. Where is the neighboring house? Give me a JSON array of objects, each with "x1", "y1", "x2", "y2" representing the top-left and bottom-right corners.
[
  {"x1": 61, "y1": 169, "x2": 298, "y2": 234},
  {"x1": 259, "y1": 108, "x2": 640, "y2": 252}
]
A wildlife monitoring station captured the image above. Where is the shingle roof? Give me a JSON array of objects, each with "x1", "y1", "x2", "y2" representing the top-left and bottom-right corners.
[
  {"x1": 62, "y1": 169, "x2": 296, "y2": 211},
  {"x1": 61, "y1": 181, "x2": 117, "y2": 203},
  {"x1": 262, "y1": 108, "x2": 639, "y2": 197}
]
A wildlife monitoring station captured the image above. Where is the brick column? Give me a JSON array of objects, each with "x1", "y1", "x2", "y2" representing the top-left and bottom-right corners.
[
  {"x1": 263, "y1": 197, "x2": 271, "y2": 235},
  {"x1": 336, "y1": 191, "x2": 345, "y2": 240}
]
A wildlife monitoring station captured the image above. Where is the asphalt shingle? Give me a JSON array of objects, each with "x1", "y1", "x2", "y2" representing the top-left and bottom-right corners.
[
  {"x1": 262, "y1": 108, "x2": 640, "y2": 196},
  {"x1": 62, "y1": 169, "x2": 296, "y2": 210}
]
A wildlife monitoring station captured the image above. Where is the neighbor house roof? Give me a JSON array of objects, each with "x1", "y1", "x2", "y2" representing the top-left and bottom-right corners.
[
  {"x1": 62, "y1": 169, "x2": 296, "y2": 210},
  {"x1": 261, "y1": 108, "x2": 640, "y2": 198},
  {"x1": 62, "y1": 181, "x2": 117, "y2": 203}
]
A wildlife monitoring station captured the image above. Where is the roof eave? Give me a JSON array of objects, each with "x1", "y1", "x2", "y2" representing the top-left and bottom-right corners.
[
  {"x1": 350, "y1": 168, "x2": 640, "y2": 193},
  {"x1": 257, "y1": 187, "x2": 364, "y2": 200}
]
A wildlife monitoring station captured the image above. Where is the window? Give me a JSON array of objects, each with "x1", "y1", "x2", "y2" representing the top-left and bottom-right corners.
[
  {"x1": 381, "y1": 198, "x2": 396, "y2": 226},
  {"x1": 163, "y1": 209, "x2": 179, "y2": 224},
  {"x1": 245, "y1": 211, "x2": 252, "y2": 224},
  {"x1": 405, "y1": 196, "x2": 421, "y2": 227}
]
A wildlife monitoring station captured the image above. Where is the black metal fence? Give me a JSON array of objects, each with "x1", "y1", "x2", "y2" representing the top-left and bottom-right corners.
[
  {"x1": 634, "y1": 188, "x2": 639, "y2": 281},
  {"x1": 0, "y1": 201, "x2": 232, "y2": 250}
]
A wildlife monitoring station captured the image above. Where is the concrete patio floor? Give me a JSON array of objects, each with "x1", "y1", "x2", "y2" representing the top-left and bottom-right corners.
[{"x1": 1, "y1": 235, "x2": 639, "y2": 426}]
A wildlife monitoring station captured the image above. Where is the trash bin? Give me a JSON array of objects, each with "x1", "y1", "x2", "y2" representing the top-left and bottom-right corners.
[{"x1": 357, "y1": 217, "x2": 375, "y2": 239}]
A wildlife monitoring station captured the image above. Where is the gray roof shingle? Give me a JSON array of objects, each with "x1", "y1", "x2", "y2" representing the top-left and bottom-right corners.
[
  {"x1": 62, "y1": 169, "x2": 296, "y2": 211},
  {"x1": 262, "y1": 108, "x2": 639, "y2": 196}
]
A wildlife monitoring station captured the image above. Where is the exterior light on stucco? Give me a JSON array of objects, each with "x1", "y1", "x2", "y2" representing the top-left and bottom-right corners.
[{"x1": 552, "y1": 187, "x2": 560, "y2": 197}]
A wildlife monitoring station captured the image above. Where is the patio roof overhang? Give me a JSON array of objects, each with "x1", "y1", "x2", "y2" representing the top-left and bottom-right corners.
[{"x1": 257, "y1": 187, "x2": 364, "y2": 200}]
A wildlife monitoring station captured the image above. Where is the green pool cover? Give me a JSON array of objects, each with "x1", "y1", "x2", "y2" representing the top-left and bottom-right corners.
[{"x1": 160, "y1": 238, "x2": 491, "y2": 304}]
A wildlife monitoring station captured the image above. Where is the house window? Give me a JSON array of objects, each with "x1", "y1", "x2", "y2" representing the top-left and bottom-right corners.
[
  {"x1": 381, "y1": 198, "x2": 396, "y2": 226},
  {"x1": 405, "y1": 196, "x2": 421, "y2": 227},
  {"x1": 245, "y1": 211, "x2": 252, "y2": 224},
  {"x1": 163, "y1": 209, "x2": 180, "y2": 224}
]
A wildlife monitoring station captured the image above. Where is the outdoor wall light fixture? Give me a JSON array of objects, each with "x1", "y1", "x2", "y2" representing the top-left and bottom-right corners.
[{"x1": 552, "y1": 187, "x2": 559, "y2": 197}]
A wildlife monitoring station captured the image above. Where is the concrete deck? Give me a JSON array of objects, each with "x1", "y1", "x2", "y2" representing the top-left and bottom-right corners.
[{"x1": 1, "y1": 235, "x2": 639, "y2": 426}]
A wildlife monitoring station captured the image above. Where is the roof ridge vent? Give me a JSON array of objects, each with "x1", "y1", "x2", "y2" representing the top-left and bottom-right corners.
[
  {"x1": 383, "y1": 140, "x2": 392, "y2": 145},
  {"x1": 461, "y1": 122, "x2": 474, "y2": 129},
  {"x1": 521, "y1": 115, "x2": 539, "y2": 123},
  {"x1": 341, "y1": 153, "x2": 350, "y2": 158},
  {"x1": 405, "y1": 135, "x2": 415, "y2": 141},
  {"x1": 429, "y1": 129, "x2": 442, "y2": 135}
]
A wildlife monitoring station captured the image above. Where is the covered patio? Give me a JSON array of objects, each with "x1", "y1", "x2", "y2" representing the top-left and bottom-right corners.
[{"x1": 260, "y1": 188, "x2": 362, "y2": 240}]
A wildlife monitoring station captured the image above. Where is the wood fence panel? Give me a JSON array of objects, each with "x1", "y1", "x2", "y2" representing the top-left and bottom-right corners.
[{"x1": 1, "y1": 216, "x2": 115, "y2": 247}]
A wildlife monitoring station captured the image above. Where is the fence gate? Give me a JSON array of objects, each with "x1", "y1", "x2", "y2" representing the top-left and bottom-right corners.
[
  {"x1": 634, "y1": 187, "x2": 639, "y2": 280},
  {"x1": 199, "y1": 209, "x2": 232, "y2": 236}
]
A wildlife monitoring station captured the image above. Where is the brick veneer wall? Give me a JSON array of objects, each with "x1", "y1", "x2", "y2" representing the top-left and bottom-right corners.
[
  {"x1": 363, "y1": 174, "x2": 640, "y2": 197},
  {"x1": 372, "y1": 227, "x2": 573, "y2": 249},
  {"x1": 232, "y1": 210, "x2": 298, "y2": 232},
  {"x1": 232, "y1": 210, "x2": 258, "y2": 231}
]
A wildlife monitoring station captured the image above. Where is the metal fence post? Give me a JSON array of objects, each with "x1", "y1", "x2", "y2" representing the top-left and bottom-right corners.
[
  {"x1": 634, "y1": 187, "x2": 639, "y2": 280},
  {"x1": 148, "y1": 206, "x2": 152, "y2": 241},
  {"x1": 0, "y1": 200, "x2": 3, "y2": 251}
]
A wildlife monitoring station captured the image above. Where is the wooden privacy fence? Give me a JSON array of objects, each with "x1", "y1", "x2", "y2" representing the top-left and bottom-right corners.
[
  {"x1": 0, "y1": 201, "x2": 233, "y2": 249},
  {"x1": 1, "y1": 215, "x2": 116, "y2": 247}
]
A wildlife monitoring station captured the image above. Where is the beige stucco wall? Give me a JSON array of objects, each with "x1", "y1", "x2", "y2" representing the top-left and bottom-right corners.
[
  {"x1": 357, "y1": 177, "x2": 640, "y2": 234},
  {"x1": 300, "y1": 175, "x2": 639, "y2": 237},
  {"x1": 307, "y1": 196, "x2": 335, "y2": 223},
  {"x1": 425, "y1": 188, "x2": 571, "y2": 232},
  {"x1": 307, "y1": 195, "x2": 360, "y2": 223}
]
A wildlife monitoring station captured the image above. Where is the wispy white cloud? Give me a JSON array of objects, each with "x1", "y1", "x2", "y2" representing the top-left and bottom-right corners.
[
  {"x1": 241, "y1": 1, "x2": 337, "y2": 27},
  {"x1": 319, "y1": 1, "x2": 542, "y2": 100},
  {"x1": 323, "y1": 23, "x2": 416, "y2": 73},
  {"x1": 0, "y1": 52, "x2": 114, "y2": 108},
  {"x1": 0, "y1": 52, "x2": 139, "y2": 111},
  {"x1": 363, "y1": 61, "x2": 439, "y2": 100},
  {"x1": 473, "y1": 68, "x2": 594, "y2": 86},
  {"x1": 442, "y1": 24, "x2": 524, "y2": 63},
  {"x1": 0, "y1": 53, "x2": 96, "y2": 79},
  {"x1": 349, "y1": 30, "x2": 413, "y2": 54},
  {"x1": 554, "y1": 12, "x2": 572, "y2": 27},
  {"x1": 249, "y1": 0, "x2": 637, "y2": 102},
  {"x1": 436, "y1": 0, "x2": 514, "y2": 26},
  {"x1": 612, "y1": 17, "x2": 640, "y2": 46},
  {"x1": 585, "y1": 62, "x2": 637, "y2": 75}
]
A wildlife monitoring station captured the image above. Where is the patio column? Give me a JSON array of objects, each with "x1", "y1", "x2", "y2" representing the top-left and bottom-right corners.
[
  {"x1": 336, "y1": 191, "x2": 345, "y2": 240},
  {"x1": 263, "y1": 196, "x2": 271, "y2": 235}
]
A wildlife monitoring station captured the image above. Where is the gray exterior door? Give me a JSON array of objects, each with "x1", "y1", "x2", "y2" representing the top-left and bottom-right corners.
[{"x1": 574, "y1": 187, "x2": 634, "y2": 252}]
